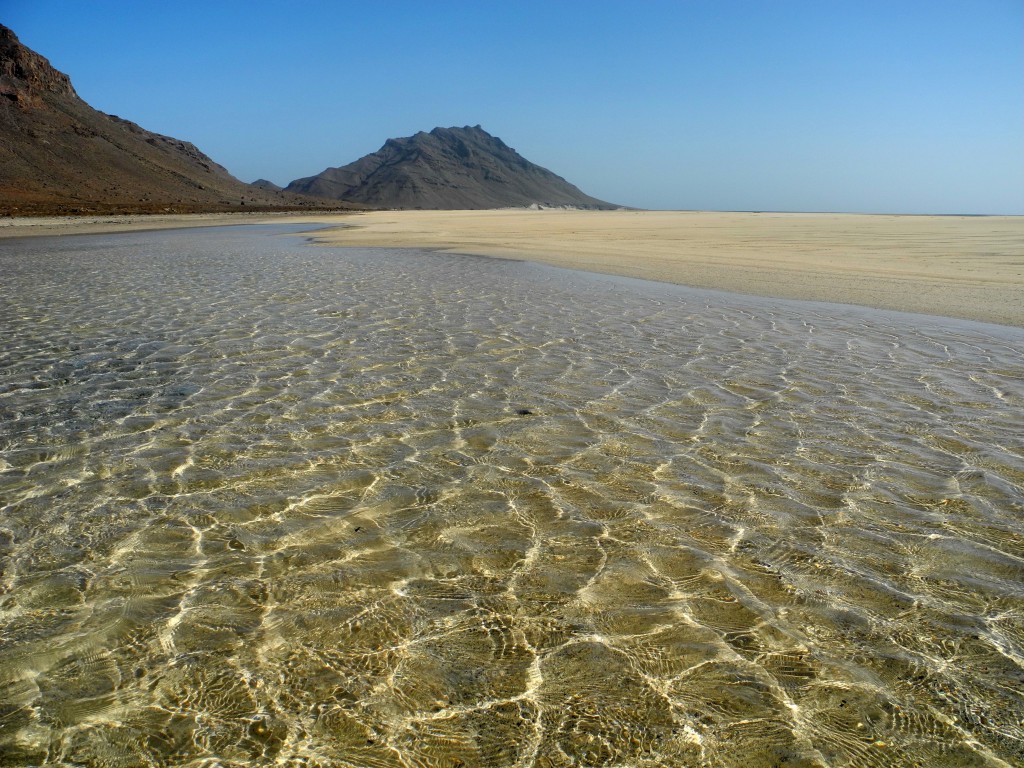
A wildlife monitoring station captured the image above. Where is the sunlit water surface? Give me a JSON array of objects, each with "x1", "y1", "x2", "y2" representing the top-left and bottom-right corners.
[{"x1": 1, "y1": 226, "x2": 1022, "y2": 767}]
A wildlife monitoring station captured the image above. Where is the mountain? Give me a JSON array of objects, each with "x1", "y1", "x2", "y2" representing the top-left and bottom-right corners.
[
  {"x1": 251, "y1": 178, "x2": 283, "y2": 192},
  {"x1": 0, "y1": 25, "x2": 342, "y2": 215},
  {"x1": 286, "y1": 125, "x2": 618, "y2": 210}
]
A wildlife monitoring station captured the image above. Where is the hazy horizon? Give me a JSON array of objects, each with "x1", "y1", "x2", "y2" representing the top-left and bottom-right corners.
[{"x1": 5, "y1": 1, "x2": 1023, "y2": 214}]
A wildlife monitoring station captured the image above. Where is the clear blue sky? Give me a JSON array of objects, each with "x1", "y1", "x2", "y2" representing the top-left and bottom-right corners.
[{"x1": 5, "y1": 1, "x2": 1023, "y2": 213}]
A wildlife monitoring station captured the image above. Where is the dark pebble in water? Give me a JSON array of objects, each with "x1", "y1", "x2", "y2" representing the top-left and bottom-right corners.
[
  {"x1": 228, "y1": 538, "x2": 245, "y2": 551},
  {"x1": 516, "y1": 409, "x2": 533, "y2": 416},
  {"x1": 249, "y1": 719, "x2": 269, "y2": 737}
]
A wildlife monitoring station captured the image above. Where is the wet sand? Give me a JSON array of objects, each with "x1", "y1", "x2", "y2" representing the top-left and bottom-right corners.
[
  {"x1": 0, "y1": 211, "x2": 336, "y2": 238},
  {"x1": 4, "y1": 209, "x2": 1022, "y2": 326}
]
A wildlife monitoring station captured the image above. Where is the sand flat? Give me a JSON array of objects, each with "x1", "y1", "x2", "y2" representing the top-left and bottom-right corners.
[
  {"x1": 304, "y1": 209, "x2": 1024, "y2": 327},
  {"x1": 4, "y1": 208, "x2": 1022, "y2": 326}
]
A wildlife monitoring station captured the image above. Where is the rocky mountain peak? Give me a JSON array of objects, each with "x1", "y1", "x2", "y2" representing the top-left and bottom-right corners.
[
  {"x1": 286, "y1": 125, "x2": 617, "y2": 210},
  {"x1": 0, "y1": 24, "x2": 77, "y2": 106}
]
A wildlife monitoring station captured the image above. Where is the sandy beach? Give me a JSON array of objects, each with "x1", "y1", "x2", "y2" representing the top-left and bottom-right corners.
[{"x1": 3, "y1": 209, "x2": 1022, "y2": 326}]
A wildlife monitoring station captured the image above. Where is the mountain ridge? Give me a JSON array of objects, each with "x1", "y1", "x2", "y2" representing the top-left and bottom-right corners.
[
  {"x1": 286, "y1": 125, "x2": 619, "y2": 210},
  {"x1": 0, "y1": 24, "x2": 346, "y2": 215},
  {"x1": 1, "y1": 24, "x2": 617, "y2": 215}
]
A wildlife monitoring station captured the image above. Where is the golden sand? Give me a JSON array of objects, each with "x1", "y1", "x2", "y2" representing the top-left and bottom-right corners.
[
  {"x1": 304, "y1": 210, "x2": 1024, "y2": 327},
  {"x1": 4, "y1": 209, "x2": 1022, "y2": 326}
]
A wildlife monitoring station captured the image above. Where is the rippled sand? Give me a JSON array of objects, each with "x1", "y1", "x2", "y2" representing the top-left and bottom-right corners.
[{"x1": 1, "y1": 226, "x2": 1022, "y2": 766}]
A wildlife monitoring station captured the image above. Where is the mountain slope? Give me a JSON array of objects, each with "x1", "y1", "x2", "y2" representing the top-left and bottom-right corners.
[
  {"x1": 286, "y1": 125, "x2": 618, "y2": 210},
  {"x1": 0, "y1": 24, "x2": 340, "y2": 215}
]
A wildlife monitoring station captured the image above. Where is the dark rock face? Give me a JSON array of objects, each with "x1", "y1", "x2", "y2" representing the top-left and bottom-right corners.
[
  {"x1": 286, "y1": 125, "x2": 618, "y2": 210},
  {"x1": 251, "y1": 178, "x2": 283, "y2": 192},
  {"x1": 0, "y1": 24, "x2": 340, "y2": 215}
]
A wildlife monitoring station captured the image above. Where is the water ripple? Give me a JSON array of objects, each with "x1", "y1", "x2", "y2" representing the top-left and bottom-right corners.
[{"x1": 0, "y1": 225, "x2": 1021, "y2": 766}]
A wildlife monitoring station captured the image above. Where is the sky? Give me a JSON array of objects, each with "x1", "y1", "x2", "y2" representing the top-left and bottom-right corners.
[{"x1": 4, "y1": 0, "x2": 1023, "y2": 214}]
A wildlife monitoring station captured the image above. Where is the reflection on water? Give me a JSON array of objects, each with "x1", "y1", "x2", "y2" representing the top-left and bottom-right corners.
[{"x1": 0, "y1": 225, "x2": 1022, "y2": 766}]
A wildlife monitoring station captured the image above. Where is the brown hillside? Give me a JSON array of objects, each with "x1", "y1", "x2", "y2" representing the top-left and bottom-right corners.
[{"x1": 0, "y1": 24, "x2": 348, "y2": 216}]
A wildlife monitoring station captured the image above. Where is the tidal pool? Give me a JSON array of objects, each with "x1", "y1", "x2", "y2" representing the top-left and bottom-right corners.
[{"x1": 0, "y1": 225, "x2": 1022, "y2": 766}]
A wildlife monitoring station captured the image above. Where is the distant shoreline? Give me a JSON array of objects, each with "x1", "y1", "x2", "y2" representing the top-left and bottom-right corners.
[
  {"x1": 0, "y1": 211, "x2": 354, "y2": 239},
  {"x1": 2, "y1": 209, "x2": 1022, "y2": 328}
]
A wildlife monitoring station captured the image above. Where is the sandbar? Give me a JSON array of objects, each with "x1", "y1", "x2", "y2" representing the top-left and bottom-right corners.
[
  {"x1": 3, "y1": 209, "x2": 1022, "y2": 327},
  {"x1": 304, "y1": 209, "x2": 1024, "y2": 328}
]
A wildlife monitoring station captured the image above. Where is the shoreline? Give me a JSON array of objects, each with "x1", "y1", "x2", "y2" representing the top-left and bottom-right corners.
[
  {"x1": 2, "y1": 209, "x2": 1022, "y2": 328},
  {"x1": 0, "y1": 210, "x2": 353, "y2": 239},
  {"x1": 303, "y1": 210, "x2": 1024, "y2": 328}
]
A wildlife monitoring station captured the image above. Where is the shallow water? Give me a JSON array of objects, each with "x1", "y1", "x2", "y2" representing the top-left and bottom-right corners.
[{"x1": 0, "y1": 225, "x2": 1022, "y2": 767}]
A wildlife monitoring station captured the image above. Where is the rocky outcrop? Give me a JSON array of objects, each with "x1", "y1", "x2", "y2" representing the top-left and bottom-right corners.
[
  {"x1": 0, "y1": 24, "x2": 345, "y2": 215},
  {"x1": 0, "y1": 24, "x2": 77, "y2": 107},
  {"x1": 286, "y1": 125, "x2": 618, "y2": 210}
]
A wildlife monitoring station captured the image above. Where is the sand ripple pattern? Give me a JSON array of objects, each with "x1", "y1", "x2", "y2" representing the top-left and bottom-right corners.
[{"x1": 0, "y1": 225, "x2": 1022, "y2": 767}]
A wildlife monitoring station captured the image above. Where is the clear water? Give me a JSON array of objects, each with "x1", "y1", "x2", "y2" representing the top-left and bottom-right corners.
[{"x1": 0, "y1": 225, "x2": 1022, "y2": 767}]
